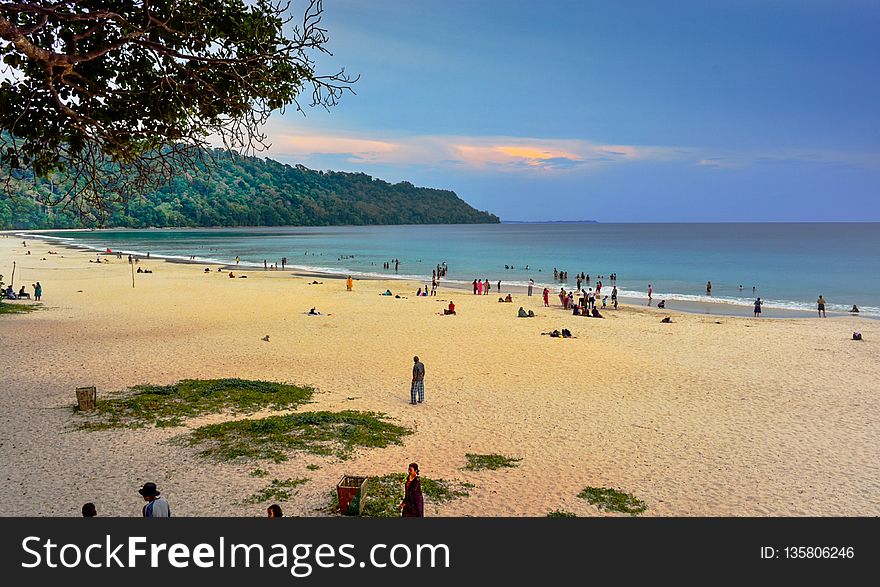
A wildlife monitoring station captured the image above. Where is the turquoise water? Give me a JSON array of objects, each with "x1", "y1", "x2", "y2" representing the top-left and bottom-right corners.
[{"x1": 28, "y1": 223, "x2": 880, "y2": 316}]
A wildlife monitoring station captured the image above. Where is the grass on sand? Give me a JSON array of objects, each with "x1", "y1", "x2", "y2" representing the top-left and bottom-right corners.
[
  {"x1": 243, "y1": 478, "x2": 309, "y2": 504},
  {"x1": 188, "y1": 410, "x2": 412, "y2": 463},
  {"x1": 74, "y1": 378, "x2": 313, "y2": 430},
  {"x1": 0, "y1": 302, "x2": 39, "y2": 315},
  {"x1": 464, "y1": 453, "x2": 522, "y2": 471},
  {"x1": 577, "y1": 487, "x2": 647, "y2": 516},
  {"x1": 546, "y1": 510, "x2": 577, "y2": 518}
]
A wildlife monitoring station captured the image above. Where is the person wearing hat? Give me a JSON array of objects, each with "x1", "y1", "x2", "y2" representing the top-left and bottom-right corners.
[{"x1": 139, "y1": 482, "x2": 171, "y2": 517}]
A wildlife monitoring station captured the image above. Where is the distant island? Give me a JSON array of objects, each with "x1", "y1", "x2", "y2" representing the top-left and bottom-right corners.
[
  {"x1": 0, "y1": 149, "x2": 499, "y2": 229},
  {"x1": 502, "y1": 220, "x2": 598, "y2": 224}
]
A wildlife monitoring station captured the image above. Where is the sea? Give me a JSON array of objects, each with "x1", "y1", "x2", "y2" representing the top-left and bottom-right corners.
[{"x1": 25, "y1": 223, "x2": 880, "y2": 317}]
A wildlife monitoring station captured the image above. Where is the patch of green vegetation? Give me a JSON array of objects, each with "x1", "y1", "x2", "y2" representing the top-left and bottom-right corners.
[
  {"x1": 0, "y1": 302, "x2": 39, "y2": 315},
  {"x1": 249, "y1": 468, "x2": 269, "y2": 478},
  {"x1": 155, "y1": 417, "x2": 183, "y2": 428},
  {"x1": 329, "y1": 473, "x2": 474, "y2": 517},
  {"x1": 306, "y1": 464, "x2": 321, "y2": 471},
  {"x1": 188, "y1": 411, "x2": 412, "y2": 463},
  {"x1": 577, "y1": 487, "x2": 647, "y2": 516},
  {"x1": 464, "y1": 453, "x2": 522, "y2": 471},
  {"x1": 546, "y1": 510, "x2": 577, "y2": 518},
  {"x1": 243, "y1": 478, "x2": 308, "y2": 504},
  {"x1": 75, "y1": 378, "x2": 313, "y2": 430}
]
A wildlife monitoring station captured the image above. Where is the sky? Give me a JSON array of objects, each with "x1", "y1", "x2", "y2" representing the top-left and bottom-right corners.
[{"x1": 257, "y1": 0, "x2": 880, "y2": 222}]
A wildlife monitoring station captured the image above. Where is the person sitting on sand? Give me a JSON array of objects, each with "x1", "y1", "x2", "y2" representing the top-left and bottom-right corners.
[
  {"x1": 657, "y1": 299, "x2": 666, "y2": 309},
  {"x1": 518, "y1": 307, "x2": 528, "y2": 318},
  {"x1": 443, "y1": 301, "x2": 456, "y2": 315},
  {"x1": 591, "y1": 307, "x2": 603, "y2": 318},
  {"x1": 505, "y1": 294, "x2": 513, "y2": 303},
  {"x1": 850, "y1": 305, "x2": 860, "y2": 313},
  {"x1": 308, "y1": 307, "x2": 322, "y2": 315},
  {"x1": 572, "y1": 304, "x2": 580, "y2": 316},
  {"x1": 228, "y1": 272, "x2": 235, "y2": 278},
  {"x1": 382, "y1": 289, "x2": 392, "y2": 296},
  {"x1": 528, "y1": 309, "x2": 535, "y2": 317},
  {"x1": 137, "y1": 267, "x2": 143, "y2": 273},
  {"x1": 204, "y1": 267, "x2": 211, "y2": 273}
]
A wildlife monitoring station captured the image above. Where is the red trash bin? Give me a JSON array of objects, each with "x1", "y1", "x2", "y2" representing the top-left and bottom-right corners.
[{"x1": 336, "y1": 475, "x2": 368, "y2": 515}]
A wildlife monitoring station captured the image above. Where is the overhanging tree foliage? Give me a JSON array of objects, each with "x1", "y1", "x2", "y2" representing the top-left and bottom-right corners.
[{"x1": 0, "y1": 0, "x2": 355, "y2": 218}]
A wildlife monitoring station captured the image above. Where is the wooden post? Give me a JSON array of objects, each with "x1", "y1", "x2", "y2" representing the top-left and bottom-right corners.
[
  {"x1": 131, "y1": 261, "x2": 135, "y2": 288},
  {"x1": 10, "y1": 260, "x2": 15, "y2": 289}
]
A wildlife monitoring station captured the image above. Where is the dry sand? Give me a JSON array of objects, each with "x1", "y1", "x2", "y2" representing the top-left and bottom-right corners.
[{"x1": 1, "y1": 235, "x2": 878, "y2": 517}]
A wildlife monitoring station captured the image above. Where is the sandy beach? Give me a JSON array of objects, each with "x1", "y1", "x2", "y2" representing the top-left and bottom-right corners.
[{"x1": 0, "y1": 234, "x2": 878, "y2": 517}]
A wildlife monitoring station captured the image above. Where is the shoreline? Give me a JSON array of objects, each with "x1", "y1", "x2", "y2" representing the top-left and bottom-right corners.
[{"x1": 12, "y1": 230, "x2": 864, "y2": 320}]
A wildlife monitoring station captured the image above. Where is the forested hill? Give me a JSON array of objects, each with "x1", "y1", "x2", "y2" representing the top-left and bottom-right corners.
[{"x1": 0, "y1": 150, "x2": 499, "y2": 229}]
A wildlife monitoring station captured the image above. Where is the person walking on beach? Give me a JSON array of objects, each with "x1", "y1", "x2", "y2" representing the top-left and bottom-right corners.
[
  {"x1": 398, "y1": 463, "x2": 424, "y2": 517},
  {"x1": 263, "y1": 259, "x2": 268, "y2": 270},
  {"x1": 528, "y1": 278, "x2": 534, "y2": 296},
  {"x1": 34, "y1": 282, "x2": 42, "y2": 301},
  {"x1": 497, "y1": 280, "x2": 501, "y2": 293},
  {"x1": 754, "y1": 297, "x2": 762, "y2": 317},
  {"x1": 235, "y1": 256, "x2": 240, "y2": 266},
  {"x1": 817, "y1": 295, "x2": 827, "y2": 317},
  {"x1": 542, "y1": 287, "x2": 550, "y2": 307},
  {"x1": 346, "y1": 276, "x2": 353, "y2": 291},
  {"x1": 477, "y1": 279, "x2": 483, "y2": 295},
  {"x1": 707, "y1": 281, "x2": 712, "y2": 295},
  {"x1": 139, "y1": 482, "x2": 171, "y2": 517},
  {"x1": 473, "y1": 279, "x2": 478, "y2": 295},
  {"x1": 410, "y1": 356, "x2": 425, "y2": 405},
  {"x1": 611, "y1": 285, "x2": 618, "y2": 310},
  {"x1": 647, "y1": 284, "x2": 653, "y2": 305},
  {"x1": 484, "y1": 279, "x2": 490, "y2": 295}
]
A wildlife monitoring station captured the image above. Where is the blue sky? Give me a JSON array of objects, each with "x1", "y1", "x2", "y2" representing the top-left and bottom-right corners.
[{"x1": 260, "y1": 0, "x2": 880, "y2": 221}]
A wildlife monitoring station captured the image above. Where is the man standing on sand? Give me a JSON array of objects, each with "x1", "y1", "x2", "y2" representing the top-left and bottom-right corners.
[
  {"x1": 346, "y1": 276, "x2": 353, "y2": 291},
  {"x1": 647, "y1": 284, "x2": 653, "y2": 305},
  {"x1": 817, "y1": 295, "x2": 827, "y2": 317},
  {"x1": 139, "y1": 482, "x2": 171, "y2": 517},
  {"x1": 528, "y1": 278, "x2": 534, "y2": 296},
  {"x1": 707, "y1": 281, "x2": 712, "y2": 295},
  {"x1": 411, "y1": 356, "x2": 425, "y2": 405}
]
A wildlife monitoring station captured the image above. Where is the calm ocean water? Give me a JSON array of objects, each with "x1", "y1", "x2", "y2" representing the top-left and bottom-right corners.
[{"x1": 29, "y1": 223, "x2": 880, "y2": 317}]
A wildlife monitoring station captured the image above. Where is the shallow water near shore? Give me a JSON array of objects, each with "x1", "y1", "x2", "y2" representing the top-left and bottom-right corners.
[{"x1": 23, "y1": 222, "x2": 880, "y2": 317}]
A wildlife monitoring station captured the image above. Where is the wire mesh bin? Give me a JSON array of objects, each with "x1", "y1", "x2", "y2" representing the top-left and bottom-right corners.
[{"x1": 336, "y1": 475, "x2": 368, "y2": 515}]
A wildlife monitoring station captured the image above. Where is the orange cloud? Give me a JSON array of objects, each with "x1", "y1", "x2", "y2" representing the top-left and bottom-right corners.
[{"x1": 259, "y1": 120, "x2": 685, "y2": 172}]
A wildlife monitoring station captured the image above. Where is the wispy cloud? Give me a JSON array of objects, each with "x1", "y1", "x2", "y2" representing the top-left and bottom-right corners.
[
  {"x1": 259, "y1": 120, "x2": 880, "y2": 175},
  {"x1": 262, "y1": 121, "x2": 685, "y2": 173}
]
